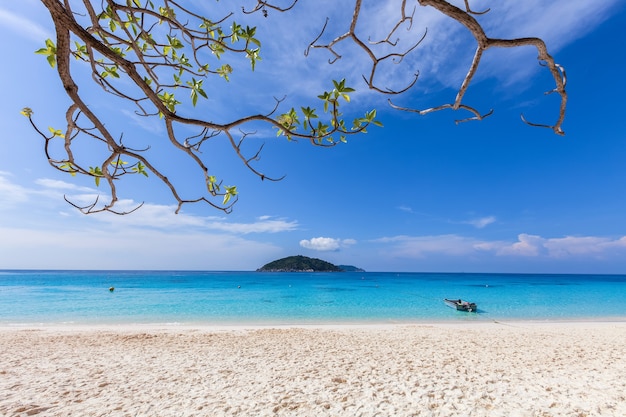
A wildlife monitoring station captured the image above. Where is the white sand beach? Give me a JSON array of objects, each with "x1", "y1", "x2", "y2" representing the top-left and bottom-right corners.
[{"x1": 1, "y1": 321, "x2": 625, "y2": 416}]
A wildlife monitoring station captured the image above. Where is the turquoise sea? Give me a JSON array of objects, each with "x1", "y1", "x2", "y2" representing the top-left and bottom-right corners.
[{"x1": 1, "y1": 270, "x2": 625, "y2": 325}]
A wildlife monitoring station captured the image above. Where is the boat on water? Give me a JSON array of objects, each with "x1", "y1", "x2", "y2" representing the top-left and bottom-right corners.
[{"x1": 444, "y1": 298, "x2": 477, "y2": 312}]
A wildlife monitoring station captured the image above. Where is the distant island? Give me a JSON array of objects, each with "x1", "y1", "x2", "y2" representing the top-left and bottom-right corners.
[{"x1": 257, "y1": 255, "x2": 364, "y2": 272}]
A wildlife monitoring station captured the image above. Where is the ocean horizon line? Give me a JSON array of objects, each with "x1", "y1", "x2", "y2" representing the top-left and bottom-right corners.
[{"x1": 2, "y1": 269, "x2": 626, "y2": 277}]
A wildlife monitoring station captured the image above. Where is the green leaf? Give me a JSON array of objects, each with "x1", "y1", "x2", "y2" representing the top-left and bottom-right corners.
[
  {"x1": 210, "y1": 43, "x2": 225, "y2": 59},
  {"x1": 223, "y1": 185, "x2": 237, "y2": 205},
  {"x1": 20, "y1": 107, "x2": 33, "y2": 117},
  {"x1": 167, "y1": 35, "x2": 184, "y2": 49},
  {"x1": 89, "y1": 166, "x2": 104, "y2": 186},
  {"x1": 277, "y1": 108, "x2": 299, "y2": 130},
  {"x1": 216, "y1": 64, "x2": 232, "y2": 81},
  {"x1": 158, "y1": 6, "x2": 176, "y2": 20},
  {"x1": 246, "y1": 48, "x2": 261, "y2": 71},
  {"x1": 188, "y1": 78, "x2": 207, "y2": 106},
  {"x1": 158, "y1": 91, "x2": 181, "y2": 113},
  {"x1": 208, "y1": 175, "x2": 218, "y2": 193},
  {"x1": 104, "y1": 66, "x2": 120, "y2": 78},
  {"x1": 48, "y1": 127, "x2": 65, "y2": 138},
  {"x1": 35, "y1": 39, "x2": 57, "y2": 68},
  {"x1": 301, "y1": 106, "x2": 318, "y2": 121},
  {"x1": 132, "y1": 162, "x2": 149, "y2": 177},
  {"x1": 73, "y1": 42, "x2": 87, "y2": 59},
  {"x1": 59, "y1": 162, "x2": 77, "y2": 176}
]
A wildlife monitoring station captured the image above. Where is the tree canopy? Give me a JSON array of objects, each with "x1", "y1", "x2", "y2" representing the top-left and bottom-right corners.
[
  {"x1": 257, "y1": 255, "x2": 343, "y2": 272},
  {"x1": 24, "y1": 0, "x2": 567, "y2": 214}
]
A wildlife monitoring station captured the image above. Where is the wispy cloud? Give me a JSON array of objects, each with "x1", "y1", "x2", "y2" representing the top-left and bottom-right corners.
[
  {"x1": 0, "y1": 7, "x2": 52, "y2": 43},
  {"x1": 0, "y1": 172, "x2": 29, "y2": 205},
  {"x1": 35, "y1": 178, "x2": 95, "y2": 192},
  {"x1": 375, "y1": 233, "x2": 626, "y2": 260},
  {"x1": 203, "y1": 217, "x2": 299, "y2": 234},
  {"x1": 497, "y1": 234, "x2": 626, "y2": 258},
  {"x1": 0, "y1": 172, "x2": 293, "y2": 269},
  {"x1": 474, "y1": 0, "x2": 621, "y2": 86},
  {"x1": 383, "y1": 0, "x2": 623, "y2": 92},
  {"x1": 463, "y1": 216, "x2": 496, "y2": 229},
  {"x1": 1, "y1": 173, "x2": 299, "y2": 234},
  {"x1": 487, "y1": 0, "x2": 621, "y2": 50},
  {"x1": 397, "y1": 205, "x2": 415, "y2": 214},
  {"x1": 375, "y1": 234, "x2": 483, "y2": 258},
  {"x1": 0, "y1": 225, "x2": 282, "y2": 270},
  {"x1": 80, "y1": 201, "x2": 299, "y2": 234},
  {"x1": 300, "y1": 237, "x2": 356, "y2": 252}
]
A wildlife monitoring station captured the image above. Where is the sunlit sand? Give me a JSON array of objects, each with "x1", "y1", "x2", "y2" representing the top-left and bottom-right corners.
[{"x1": 1, "y1": 321, "x2": 625, "y2": 416}]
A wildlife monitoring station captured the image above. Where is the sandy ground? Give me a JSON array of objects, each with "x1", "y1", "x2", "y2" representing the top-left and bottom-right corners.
[{"x1": 1, "y1": 321, "x2": 625, "y2": 417}]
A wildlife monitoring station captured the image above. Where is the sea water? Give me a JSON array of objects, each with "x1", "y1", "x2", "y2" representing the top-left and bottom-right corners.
[{"x1": 1, "y1": 270, "x2": 625, "y2": 325}]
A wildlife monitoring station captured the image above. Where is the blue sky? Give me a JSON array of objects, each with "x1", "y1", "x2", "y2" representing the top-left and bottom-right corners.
[{"x1": 1, "y1": 0, "x2": 626, "y2": 273}]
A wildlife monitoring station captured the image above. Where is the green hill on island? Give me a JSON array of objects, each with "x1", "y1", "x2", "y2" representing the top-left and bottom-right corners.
[{"x1": 257, "y1": 255, "x2": 363, "y2": 272}]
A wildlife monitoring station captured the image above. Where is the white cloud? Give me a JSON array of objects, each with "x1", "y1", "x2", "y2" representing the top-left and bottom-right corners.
[
  {"x1": 380, "y1": 0, "x2": 623, "y2": 93},
  {"x1": 0, "y1": 173, "x2": 294, "y2": 269},
  {"x1": 464, "y1": 216, "x2": 496, "y2": 229},
  {"x1": 0, "y1": 225, "x2": 281, "y2": 270},
  {"x1": 86, "y1": 202, "x2": 299, "y2": 233},
  {"x1": 496, "y1": 234, "x2": 545, "y2": 257},
  {"x1": 0, "y1": 173, "x2": 29, "y2": 205},
  {"x1": 496, "y1": 234, "x2": 626, "y2": 259},
  {"x1": 300, "y1": 237, "x2": 356, "y2": 251},
  {"x1": 1, "y1": 173, "x2": 298, "y2": 235},
  {"x1": 203, "y1": 217, "x2": 299, "y2": 234},
  {"x1": 377, "y1": 233, "x2": 626, "y2": 260},
  {"x1": 488, "y1": 0, "x2": 620, "y2": 51},
  {"x1": 544, "y1": 236, "x2": 626, "y2": 258},
  {"x1": 35, "y1": 178, "x2": 95, "y2": 192}
]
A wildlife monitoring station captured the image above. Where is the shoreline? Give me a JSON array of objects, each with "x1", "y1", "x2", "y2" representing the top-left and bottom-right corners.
[
  {"x1": 2, "y1": 321, "x2": 625, "y2": 416},
  {"x1": 2, "y1": 316, "x2": 626, "y2": 332}
]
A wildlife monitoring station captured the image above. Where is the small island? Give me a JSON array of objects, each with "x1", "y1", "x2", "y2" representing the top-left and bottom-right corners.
[{"x1": 257, "y1": 255, "x2": 364, "y2": 272}]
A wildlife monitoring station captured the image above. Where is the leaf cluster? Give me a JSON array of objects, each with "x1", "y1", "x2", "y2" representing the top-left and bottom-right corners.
[{"x1": 276, "y1": 79, "x2": 382, "y2": 145}]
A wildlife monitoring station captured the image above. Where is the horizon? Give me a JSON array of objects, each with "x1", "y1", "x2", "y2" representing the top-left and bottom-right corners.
[{"x1": 3, "y1": 268, "x2": 626, "y2": 277}]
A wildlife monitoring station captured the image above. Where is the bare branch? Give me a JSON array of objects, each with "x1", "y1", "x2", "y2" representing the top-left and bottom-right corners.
[
  {"x1": 389, "y1": 99, "x2": 493, "y2": 124},
  {"x1": 413, "y1": 0, "x2": 566, "y2": 134},
  {"x1": 242, "y1": 0, "x2": 299, "y2": 15},
  {"x1": 463, "y1": 0, "x2": 490, "y2": 15},
  {"x1": 307, "y1": 0, "x2": 423, "y2": 94}
]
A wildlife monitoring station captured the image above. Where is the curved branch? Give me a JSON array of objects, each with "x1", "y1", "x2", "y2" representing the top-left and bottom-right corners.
[
  {"x1": 369, "y1": 1, "x2": 416, "y2": 46},
  {"x1": 416, "y1": 0, "x2": 566, "y2": 134},
  {"x1": 389, "y1": 99, "x2": 493, "y2": 123},
  {"x1": 463, "y1": 0, "x2": 490, "y2": 15},
  {"x1": 242, "y1": 0, "x2": 299, "y2": 15}
]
